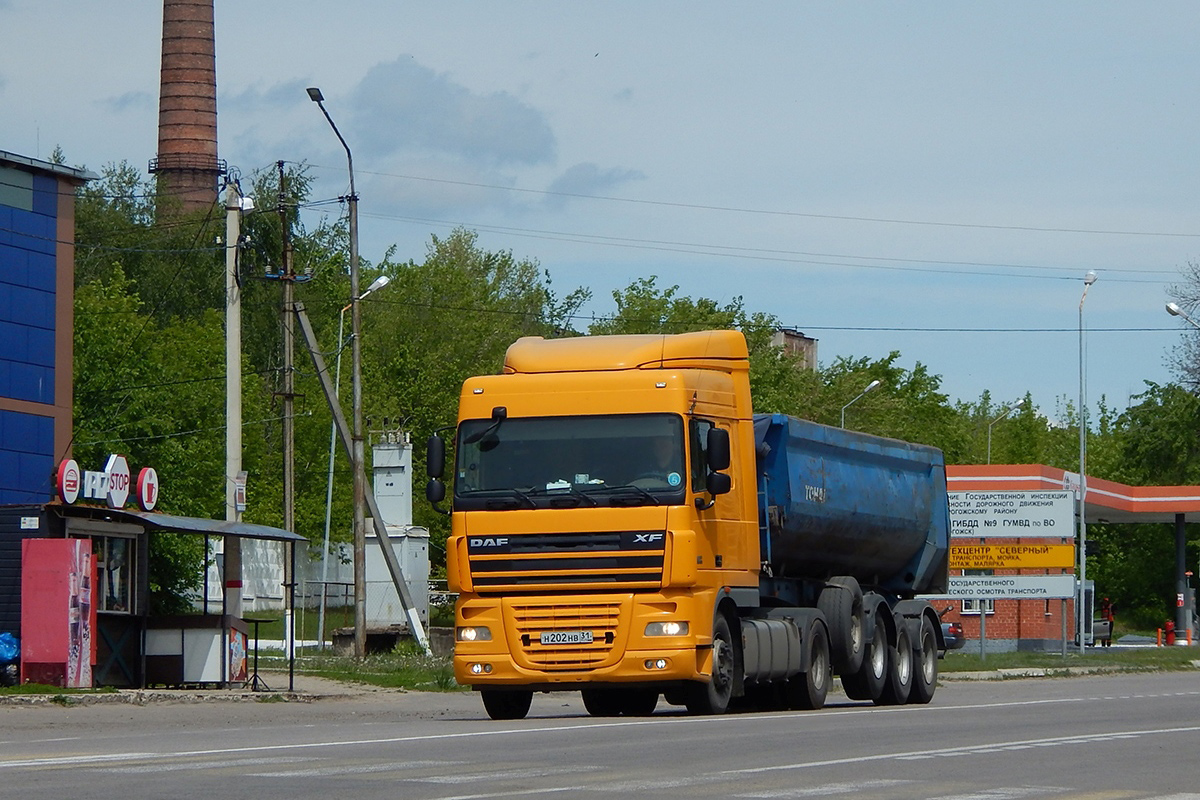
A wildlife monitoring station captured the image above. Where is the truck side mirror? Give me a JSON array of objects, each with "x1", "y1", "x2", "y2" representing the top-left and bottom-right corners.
[
  {"x1": 706, "y1": 427, "x2": 731, "y2": 472},
  {"x1": 426, "y1": 478, "x2": 449, "y2": 516},
  {"x1": 426, "y1": 434, "x2": 445, "y2": 478},
  {"x1": 705, "y1": 471, "x2": 731, "y2": 496}
]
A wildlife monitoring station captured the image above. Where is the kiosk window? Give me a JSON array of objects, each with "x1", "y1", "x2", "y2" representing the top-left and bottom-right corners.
[{"x1": 94, "y1": 536, "x2": 134, "y2": 613}]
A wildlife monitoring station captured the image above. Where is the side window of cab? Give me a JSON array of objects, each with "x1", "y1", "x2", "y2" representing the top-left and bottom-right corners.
[{"x1": 689, "y1": 418, "x2": 714, "y2": 492}]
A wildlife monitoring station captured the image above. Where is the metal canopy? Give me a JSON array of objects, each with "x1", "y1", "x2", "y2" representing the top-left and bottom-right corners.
[
  {"x1": 47, "y1": 505, "x2": 305, "y2": 543},
  {"x1": 947, "y1": 464, "x2": 1200, "y2": 525}
]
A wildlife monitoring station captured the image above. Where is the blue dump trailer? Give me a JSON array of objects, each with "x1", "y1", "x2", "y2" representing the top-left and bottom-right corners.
[
  {"x1": 754, "y1": 413, "x2": 950, "y2": 597},
  {"x1": 739, "y1": 413, "x2": 951, "y2": 709}
]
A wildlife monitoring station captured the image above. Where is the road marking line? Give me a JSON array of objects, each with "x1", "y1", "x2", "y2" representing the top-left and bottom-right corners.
[
  {"x1": 736, "y1": 778, "x2": 913, "y2": 797},
  {"x1": 718, "y1": 725, "x2": 1200, "y2": 774},
  {"x1": 925, "y1": 787, "x2": 1065, "y2": 800},
  {"x1": 2, "y1": 691, "x2": 1198, "y2": 772},
  {"x1": 250, "y1": 758, "x2": 450, "y2": 778},
  {"x1": 96, "y1": 756, "x2": 310, "y2": 774}
]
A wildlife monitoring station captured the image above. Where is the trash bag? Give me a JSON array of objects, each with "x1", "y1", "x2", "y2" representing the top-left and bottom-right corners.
[{"x1": 0, "y1": 632, "x2": 19, "y2": 665}]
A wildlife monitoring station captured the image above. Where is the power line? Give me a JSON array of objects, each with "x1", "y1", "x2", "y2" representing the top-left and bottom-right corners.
[
  {"x1": 359, "y1": 211, "x2": 1175, "y2": 284},
  {"x1": 320, "y1": 164, "x2": 1200, "y2": 240},
  {"x1": 76, "y1": 410, "x2": 313, "y2": 447}
]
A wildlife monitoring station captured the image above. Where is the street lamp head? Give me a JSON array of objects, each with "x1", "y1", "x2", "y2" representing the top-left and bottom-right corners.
[
  {"x1": 864, "y1": 379, "x2": 882, "y2": 393},
  {"x1": 1167, "y1": 301, "x2": 1183, "y2": 317},
  {"x1": 306, "y1": 87, "x2": 324, "y2": 103},
  {"x1": 1083, "y1": 270, "x2": 1097, "y2": 286},
  {"x1": 360, "y1": 274, "x2": 391, "y2": 300}
]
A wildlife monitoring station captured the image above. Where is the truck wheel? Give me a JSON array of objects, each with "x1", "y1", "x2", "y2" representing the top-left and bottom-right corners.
[
  {"x1": 617, "y1": 688, "x2": 659, "y2": 716},
  {"x1": 908, "y1": 616, "x2": 938, "y2": 705},
  {"x1": 481, "y1": 689, "x2": 533, "y2": 720},
  {"x1": 685, "y1": 613, "x2": 736, "y2": 715},
  {"x1": 786, "y1": 619, "x2": 830, "y2": 710},
  {"x1": 877, "y1": 622, "x2": 912, "y2": 705},
  {"x1": 841, "y1": 617, "x2": 888, "y2": 701},
  {"x1": 818, "y1": 577, "x2": 864, "y2": 675},
  {"x1": 582, "y1": 689, "x2": 621, "y2": 717}
]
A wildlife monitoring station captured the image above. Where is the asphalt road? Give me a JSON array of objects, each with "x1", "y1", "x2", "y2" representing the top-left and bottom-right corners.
[{"x1": 1, "y1": 671, "x2": 1198, "y2": 800}]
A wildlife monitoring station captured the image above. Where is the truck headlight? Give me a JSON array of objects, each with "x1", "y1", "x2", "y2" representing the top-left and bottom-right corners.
[
  {"x1": 645, "y1": 621, "x2": 689, "y2": 636},
  {"x1": 457, "y1": 626, "x2": 492, "y2": 642}
]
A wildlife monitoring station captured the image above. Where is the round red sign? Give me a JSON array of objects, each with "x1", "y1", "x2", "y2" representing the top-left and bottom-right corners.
[
  {"x1": 137, "y1": 467, "x2": 160, "y2": 511},
  {"x1": 57, "y1": 458, "x2": 81, "y2": 504}
]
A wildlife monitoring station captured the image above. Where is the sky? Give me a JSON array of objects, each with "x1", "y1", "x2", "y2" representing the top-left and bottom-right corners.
[{"x1": 4, "y1": 1, "x2": 1200, "y2": 419}]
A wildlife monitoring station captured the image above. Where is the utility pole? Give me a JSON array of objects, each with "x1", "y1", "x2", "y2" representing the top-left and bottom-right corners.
[
  {"x1": 224, "y1": 179, "x2": 243, "y2": 618},
  {"x1": 278, "y1": 160, "x2": 296, "y2": 657}
]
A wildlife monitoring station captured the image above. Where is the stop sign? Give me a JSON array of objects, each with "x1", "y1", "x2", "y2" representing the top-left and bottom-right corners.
[{"x1": 105, "y1": 454, "x2": 131, "y2": 509}]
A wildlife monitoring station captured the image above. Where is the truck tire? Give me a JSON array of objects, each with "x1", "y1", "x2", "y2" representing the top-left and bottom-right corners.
[
  {"x1": 818, "y1": 577, "x2": 864, "y2": 675},
  {"x1": 840, "y1": 616, "x2": 888, "y2": 701},
  {"x1": 786, "y1": 618, "x2": 830, "y2": 710},
  {"x1": 481, "y1": 689, "x2": 533, "y2": 720},
  {"x1": 877, "y1": 621, "x2": 912, "y2": 705},
  {"x1": 907, "y1": 616, "x2": 938, "y2": 705},
  {"x1": 582, "y1": 688, "x2": 658, "y2": 717},
  {"x1": 582, "y1": 689, "x2": 621, "y2": 717},
  {"x1": 617, "y1": 688, "x2": 659, "y2": 716},
  {"x1": 685, "y1": 613, "x2": 736, "y2": 715}
]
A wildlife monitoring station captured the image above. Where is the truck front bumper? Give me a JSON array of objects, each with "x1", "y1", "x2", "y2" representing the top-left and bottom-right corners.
[{"x1": 453, "y1": 591, "x2": 715, "y2": 689}]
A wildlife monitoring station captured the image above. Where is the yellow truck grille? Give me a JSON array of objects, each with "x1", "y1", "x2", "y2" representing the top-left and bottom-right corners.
[
  {"x1": 468, "y1": 530, "x2": 665, "y2": 594},
  {"x1": 509, "y1": 601, "x2": 622, "y2": 670}
]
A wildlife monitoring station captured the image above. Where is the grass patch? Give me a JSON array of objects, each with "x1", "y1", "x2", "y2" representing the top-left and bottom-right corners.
[
  {"x1": 256, "y1": 641, "x2": 463, "y2": 692},
  {"x1": 940, "y1": 646, "x2": 1199, "y2": 673}
]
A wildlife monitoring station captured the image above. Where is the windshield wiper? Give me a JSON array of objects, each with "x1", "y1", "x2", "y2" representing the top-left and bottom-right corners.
[
  {"x1": 542, "y1": 485, "x2": 599, "y2": 507},
  {"x1": 582, "y1": 484, "x2": 661, "y2": 506},
  {"x1": 474, "y1": 487, "x2": 536, "y2": 509}
]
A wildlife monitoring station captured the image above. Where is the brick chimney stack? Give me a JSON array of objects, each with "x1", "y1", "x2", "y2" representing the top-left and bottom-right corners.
[{"x1": 149, "y1": 0, "x2": 225, "y2": 214}]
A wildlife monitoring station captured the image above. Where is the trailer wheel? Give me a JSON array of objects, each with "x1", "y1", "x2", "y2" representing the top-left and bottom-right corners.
[
  {"x1": 841, "y1": 616, "x2": 888, "y2": 701},
  {"x1": 481, "y1": 689, "x2": 533, "y2": 720},
  {"x1": 907, "y1": 617, "x2": 938, "y2": 705},
  {"x1": 786, "y1": 618, "x2": 830, "y2": 710},
  {"x1": 877, "y1": 621, "x2": 912, "y2": 705},
  {"x1": 818, "y1": 576, "x2": 864, "y2": 674},
  {"x1": 685, "y1": 613, "x2": 735, "y2": 715}
]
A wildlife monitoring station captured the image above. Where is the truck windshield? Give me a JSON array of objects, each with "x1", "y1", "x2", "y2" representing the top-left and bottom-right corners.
[{"x1": 455, "y1": 413, "x2": 686, "y2": 509}]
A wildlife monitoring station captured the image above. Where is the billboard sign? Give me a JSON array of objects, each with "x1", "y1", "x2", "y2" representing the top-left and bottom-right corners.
[
  {"x1": 950, "y1": 543, "x2": 1076, "y2": 570},
  {"x1": 945, "y1": 574, "x2": 1076, "y2": 599},
  {"x1": 949, "y1": 491, "x2": 1074, "y2": 538}
]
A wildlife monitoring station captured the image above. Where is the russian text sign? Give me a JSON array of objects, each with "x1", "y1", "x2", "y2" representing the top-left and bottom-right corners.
[
  {"x1": 949, "y1": 543, "x2": 1076, "y2": 570},
  {"x1": 947, "y1": 574, "x2": 1076, "y2": 599},
  {"x1": 949, "y1": 491, "x2": 1074, "y2": 538}
]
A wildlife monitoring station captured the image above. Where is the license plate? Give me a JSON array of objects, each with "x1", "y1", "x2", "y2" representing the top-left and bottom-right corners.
[{"x1": 540, "y1": 630, "x2": 593, "y2": 645}]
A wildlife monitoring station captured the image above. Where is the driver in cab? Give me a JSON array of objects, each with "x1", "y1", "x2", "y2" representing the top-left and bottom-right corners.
[{"x1": 635, "y1": 436, "x2": 684, "y2": 488}]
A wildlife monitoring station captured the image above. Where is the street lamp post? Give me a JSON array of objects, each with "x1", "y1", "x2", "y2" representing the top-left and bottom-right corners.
[
  {"x1": 840, "y1": 379, "x2": 881, "y2": 429},
  {"x1": 1078, "y1": 270, "x2": 1096, "y2": 653},
  {"x1": 308, "y1": 86, "x2": 367, "y2": 659},
  {"x1": 1165, "y1": 301, "x2": 1198, "y2": 642},
  {"x1": 986, "y1": 399, "x2": 1026, "y2": 465},
  {"x1": 318, "y1": 275, "x2": 390, "y2": 648}
]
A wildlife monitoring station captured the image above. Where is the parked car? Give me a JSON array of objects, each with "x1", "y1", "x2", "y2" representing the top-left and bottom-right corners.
[{"x1": 941, "y1": 621, "x2": 966, "y2": 653}]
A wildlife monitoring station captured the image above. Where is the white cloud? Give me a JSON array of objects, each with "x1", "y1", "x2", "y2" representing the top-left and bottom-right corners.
[{"x1": 348, "y1": 57, "x2": 556, "y2": 167}]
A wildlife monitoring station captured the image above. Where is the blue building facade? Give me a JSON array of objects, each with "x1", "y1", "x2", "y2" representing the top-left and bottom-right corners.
[{"x1": 0, "y1": 150, "x2": 92, "y2": 503}]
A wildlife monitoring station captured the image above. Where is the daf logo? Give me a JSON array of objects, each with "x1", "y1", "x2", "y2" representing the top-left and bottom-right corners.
[
  {"x1": 633, "y1": 533, "x2": 663, "y2": 543},
  {"x1": 469, "y1": 537, "x2": 509, "y2": 548}
]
